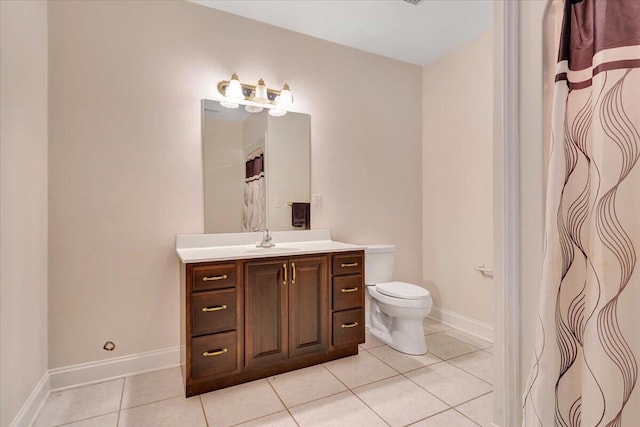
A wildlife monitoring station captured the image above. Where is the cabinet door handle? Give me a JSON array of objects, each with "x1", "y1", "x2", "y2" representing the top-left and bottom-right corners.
[
  {"x1": 283, "y1": 263, "x2": 287, "y2": 285},
  {"x1": 203, "y1": 274, "x2": 228, "y2": 282},
  {"x1": 291, "y1": 262, "x2": 296, "y2": 284},
  {"x1": 202, "y1": 348, "x2": 228, "y2": 357},
  {"x1": 340, "y1": 287, "x2": 359, "y2": 293},
  {"x1": 341, "y1": 322, "x2": 359, "y2": 328},
  {"x1": 201, "y1": 304, "x2": 227, "y2": 312},
  {"x1": 340, "y1": 262, "x2": 358, "y2": 268}
]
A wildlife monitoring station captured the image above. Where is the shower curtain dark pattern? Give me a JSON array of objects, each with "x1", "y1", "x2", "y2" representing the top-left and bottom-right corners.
[
  {"x1": 523, "y1": 0, "x2": 640, "y2": 426},
  {"x1": 243, "y1": 153, "x2": 266, "y2": 232}
]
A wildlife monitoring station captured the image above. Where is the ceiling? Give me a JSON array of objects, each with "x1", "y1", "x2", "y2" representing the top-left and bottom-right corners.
[{"x1": 190, "y1": 0, "x2": 493, "y2": 66}]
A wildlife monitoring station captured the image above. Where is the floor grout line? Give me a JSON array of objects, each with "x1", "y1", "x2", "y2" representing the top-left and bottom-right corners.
[
  {"x1": 338, "y1": 372, "x2": 395, "y2": 426},
  {"x1": 446, "y1": 350, "x2": 494, "y2": 386},
  {"x1": 321, "y1": 363, "x2": 391, "y2": 426},
  {"x1": 358, "y1": 343, "x2": 386, "y2": 351},
  {"x1": 226, "y1": 410, "x2": 295, "y2": 427},
  {"x1": 324, "y1": 366, "x2": 404, "y2": 393},
  {"x1": 348, "y1": 392, "x2": 392, "y2": 427},
  {"x1": 264, "y1": 377, "x2": 300, "y2": 427},
  {"x1": 199, "y1": 396, "x2": 210, "y2": 427},
  {"x1": 453, "y1": 390, "x2": 494, "y2": 409},
  {"x1": 53, "y1": 412, "x2": 119, "y2": 427},
  {"x1": 453, "y1": 407, "x2": 484, "y2": 427},
  {"x1": 116, "y1": 377, "x2": 125, "y2": 427},
  {"x1": 117, "y1": 393, "x2": 188, "y2": 412},
  {"x1": 400, "y1": 406, "x2": 453, "y2": 427},
  {"x1": 426, "y1": 340, "x2": 488, "y2": 361},
  {"x1": 365, "y1": 346, "x2": 444, "y2": 374},
  {"x1": 357, "y1": 343, "x2": 414, "y2": 376},
  {"x1": 283, "y1": 388, "x2": 347, "y2": 411},
  {"x1": 47, "y1": 379, "x2": 126, "y2": 427},
  {"x1": 400, "y1": 368, "x2": 456, "y2": 412},
  {"x1": 424, "y1": 329, "x2": 454, "y2": 336},
  {"x1": 438, "y1": 330, "x2": 494, "y2": 349}
]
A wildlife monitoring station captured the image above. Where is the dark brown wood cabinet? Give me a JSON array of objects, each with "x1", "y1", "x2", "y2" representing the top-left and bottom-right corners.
[
  {"x1": 286, "y1": 256, "x2": 329, "y2": 357},
  {"x1": 180, "y1": 251, "x2": 364, "y2": 397},
  {"x1": 245, "y1": 259, "x2": 289, "y2": 367},
  {"x1": 330, "y1": 253, "x2": 365, "y2": 348}
]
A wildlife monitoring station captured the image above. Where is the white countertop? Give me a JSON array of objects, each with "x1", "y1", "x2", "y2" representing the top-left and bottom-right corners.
[{"x1": 176, "y1": 230, "x2": 365, "y2": 263}]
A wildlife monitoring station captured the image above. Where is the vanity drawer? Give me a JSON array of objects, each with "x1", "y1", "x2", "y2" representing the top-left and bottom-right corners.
[
  {"x1": 191, "y1": 289, "x2": 237, "y2": 336},
  {"x1": 332, "y1": 308, "x2": 364, "y2": 347},
  {"x1": 332, "y1": 253, "x2": 364, "y2": 276},
  {"x1": 191, "y1": 331, "x2": 238, "y2": 379},
  {"x1": 191, "y1": 263, "x2": 237, "y2": 292},
  {"x1": 332, "y1": 276, "x2": 364, "y2": 311}
]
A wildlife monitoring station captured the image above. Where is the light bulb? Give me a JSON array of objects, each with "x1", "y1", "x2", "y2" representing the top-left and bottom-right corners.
[
  {"x1": 253, "y1": 79, "x2": 269, "y2": 104},
  {"x1": 277, "y1": 83, "x2": 293, "y2": 107},
  {"x1": 245, "y1": 105, "x2": 264, "y2": 113},
  {"x1": 220, "y1": 73, "x2": 244, "y2": 109},
  {"x1": 269, "y1": 108, "x2": 287, "y2": 117},
  {"x1": 220, "y1": 100, "x2": 239, "y2": 109}
]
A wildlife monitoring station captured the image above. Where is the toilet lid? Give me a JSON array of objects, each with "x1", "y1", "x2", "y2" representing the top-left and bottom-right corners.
[{"x1": 375, "y1": 281, "x2": 430, "y2": 300}]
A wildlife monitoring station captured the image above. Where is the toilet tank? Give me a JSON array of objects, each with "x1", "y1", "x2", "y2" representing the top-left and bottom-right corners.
[{"x1": 365, "y1": 244, "x2": 396, "y2": 285}]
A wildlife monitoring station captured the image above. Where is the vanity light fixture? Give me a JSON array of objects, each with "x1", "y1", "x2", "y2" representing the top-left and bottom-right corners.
[{"x1": 217, "y1": 74, "x2": 294, "y2": 116}]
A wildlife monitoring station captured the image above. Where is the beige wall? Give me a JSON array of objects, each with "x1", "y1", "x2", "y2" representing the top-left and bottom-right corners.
[
  {"x1": 0, "y1": 1, "x2": 49, "y2": 425},
  {"x1": 48, "y1": 1, "x2": 422, "y2": 368},
  {"x1": 519, "y1": 0, "x2": 548, "y2": 390},
  {"x1": 422, "y1": 31, "x2": 494, "y2": 325}
]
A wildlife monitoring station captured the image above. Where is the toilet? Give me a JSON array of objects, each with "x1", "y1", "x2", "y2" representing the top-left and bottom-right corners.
[{"x1": 365, "y1": 244, "x2": 432, "y2": 355}]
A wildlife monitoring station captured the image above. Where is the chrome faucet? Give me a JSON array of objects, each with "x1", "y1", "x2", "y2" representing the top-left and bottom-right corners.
[{"x1": 256, "y1": 229, "x2": 275, "y2": 248}]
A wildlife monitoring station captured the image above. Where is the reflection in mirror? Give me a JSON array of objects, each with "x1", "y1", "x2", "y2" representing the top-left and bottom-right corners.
[{"x1": 202, "y1": 100, "x2": 311, "y2": 233}]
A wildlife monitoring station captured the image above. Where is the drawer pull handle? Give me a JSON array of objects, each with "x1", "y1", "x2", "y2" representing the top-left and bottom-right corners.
[
  {"x1": 201, "y1": 304, "x2": 227, "y2": 312},
  {"x1": 203, "y1": 274, "x2": 228, "y2": 282},
  {"x1": 341, "y1": 322, "x2": 359, "y2": 329},
  {"x1": 283, "y1": 263, "x2": 287, "y2": 285},
  {"x1": 341, "y1": 287, "x2": 359, "y2": 293},
  {"x1": 203, "y1": 348, "x2": 228, "y2": 357},
  {"x1": 340, "y1": 262, "x2": 359, "y2": 268},
  {"x1": 292, "y1": 262, "x2": 296, "y2": 284}
]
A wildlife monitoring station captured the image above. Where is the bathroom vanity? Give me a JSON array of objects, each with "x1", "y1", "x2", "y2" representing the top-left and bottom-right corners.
[{"x1": 176, "y1": 230, "x2": 365, "y2": 397}]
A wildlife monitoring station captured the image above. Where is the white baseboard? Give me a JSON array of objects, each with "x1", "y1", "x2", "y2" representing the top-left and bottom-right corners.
[
  {"x1": 49, "y1": 346, "x2": 180, "y2": 391},
  {"x1": 429, "y1": 306, "x2": 494, "y2": 342},
  {"x1": 9, "y1": 371, "x2": 50, "y2": 427}
]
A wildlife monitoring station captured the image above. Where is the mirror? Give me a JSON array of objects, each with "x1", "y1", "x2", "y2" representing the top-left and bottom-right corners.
[{"x1": 202, "y1": 100, "x2": 311, "y2": 233}]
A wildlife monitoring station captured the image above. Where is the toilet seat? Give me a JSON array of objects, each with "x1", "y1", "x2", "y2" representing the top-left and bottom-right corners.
[{"x1": 376, "y1": 281, "x2": 430, "y2": 300}]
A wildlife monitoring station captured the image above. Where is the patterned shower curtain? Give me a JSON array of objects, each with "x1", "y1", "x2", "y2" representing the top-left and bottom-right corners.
[
  {"x1": 523, "y1": 1, "x2": 640, "y2": 426},
  {"x1": 243, "y1": 152, "x2": 266, "y2": 232}
]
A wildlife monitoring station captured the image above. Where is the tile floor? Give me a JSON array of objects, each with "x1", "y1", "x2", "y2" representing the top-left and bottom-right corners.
[{"x1": 34, "y1": 319, "x2": 493, "y2": 427}]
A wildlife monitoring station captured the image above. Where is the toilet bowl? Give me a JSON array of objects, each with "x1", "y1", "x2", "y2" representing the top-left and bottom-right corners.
[{"x1": 365, "y1": 245, "x2": 432, "y2": 355}]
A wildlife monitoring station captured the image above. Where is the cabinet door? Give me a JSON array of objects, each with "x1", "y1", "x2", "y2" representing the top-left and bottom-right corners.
[
  {"x1": 288, "y1": 256, "x2": 329, "y2": 357},
  {"x1": 245, "y1": 259, "x2": 289, "y2": 367}
]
